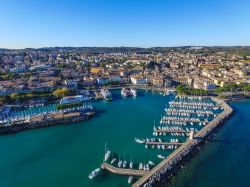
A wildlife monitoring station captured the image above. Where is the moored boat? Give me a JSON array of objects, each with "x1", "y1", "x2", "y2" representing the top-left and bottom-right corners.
[
  {"x1": 100, "y1": 89, "x2": 112, "y2": 101},
  {"x1": 88, "y1": 168, "x2": 100, "y2": 179}
]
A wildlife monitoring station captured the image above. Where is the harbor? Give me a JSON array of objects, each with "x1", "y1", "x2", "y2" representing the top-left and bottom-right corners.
[
  {"x1": 0, "y1": 89, "x2": 234, "y2": 187},
  {"x1": 87, "y1": 91, "x2": 233, "y2": 187}
]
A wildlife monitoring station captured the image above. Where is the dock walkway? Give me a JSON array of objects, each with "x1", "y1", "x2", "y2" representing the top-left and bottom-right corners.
[
  {"x1": 101, "y1": 163, "x2": 149, "y2": 176},
  {"x1": 145, "y1": 142, "x2": 183, "y2": 146}
]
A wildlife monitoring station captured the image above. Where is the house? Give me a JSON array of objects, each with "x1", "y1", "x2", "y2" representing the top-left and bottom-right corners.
[
  {"x1": 152, "y1": 77, "x2": 164, "y2": 87},
  {"x1": 130, "y1": 75, "x2": 147, "y2": 85}
]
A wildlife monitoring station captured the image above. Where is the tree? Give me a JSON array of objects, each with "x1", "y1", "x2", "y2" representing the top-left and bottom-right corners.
[
  {"x1": 10, "y1": 93, "x2": 19, "y2": 100},
  {"x1": 53, "y1": 88, "x2": 69, "y2": 98}
]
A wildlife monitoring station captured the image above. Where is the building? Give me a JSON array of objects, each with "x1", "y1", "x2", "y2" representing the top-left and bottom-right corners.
[
  {"x1": 130, "y1": 75, "x2": 147, "y2": 85},
  {"x1": 152, "y1": 77, "x2": 164, "y2": 87}
]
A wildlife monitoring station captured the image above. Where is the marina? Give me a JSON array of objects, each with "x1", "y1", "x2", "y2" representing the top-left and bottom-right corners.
[
  {"x1": 0, "y1": 89, "x2": 234, "y2": 187},
  {"x1": 78, "y1": 88, "x2": 232, "y2": 186}
]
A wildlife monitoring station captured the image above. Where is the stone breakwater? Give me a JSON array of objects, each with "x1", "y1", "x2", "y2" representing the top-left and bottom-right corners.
[
  {"x1": 0, "y1": 111, "x2": 95, "y2": 135},
  {"x1": 133, "y1": 97, "x2": 233, "y2": 187}
]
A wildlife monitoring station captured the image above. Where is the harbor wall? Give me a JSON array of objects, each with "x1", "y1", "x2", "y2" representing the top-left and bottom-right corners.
[
  {"x1": 133, "y1": 97, "x2": 233, "y2": 187},
  {"x1": 0, "y1": 112, "x2": 94, "y2": 135}
]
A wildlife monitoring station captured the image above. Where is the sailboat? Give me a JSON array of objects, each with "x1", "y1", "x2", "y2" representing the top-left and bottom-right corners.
[{"x1": 129, "y1": 156, "x2": 133, "y2": 169}]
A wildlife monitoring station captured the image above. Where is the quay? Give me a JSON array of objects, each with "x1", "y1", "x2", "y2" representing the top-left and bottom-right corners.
[
  {"x1": 155, "y1": 129, "x2": 189, "y2": 133},
  {"x1": 0, "y1": 107, "x2": 95, "y2": 134},
  {"x1": 132, "y1": 97, "x2": 233, "y2": 187},
  {"x1": 161, "y1": 117, "x2": 206, "y2": 123},
  {"x1": 145, "y1": 142, "x2": 183, "y2": 146},
  {"x1": 101, "y1": 163, "x2": 149, "y2": 177}
]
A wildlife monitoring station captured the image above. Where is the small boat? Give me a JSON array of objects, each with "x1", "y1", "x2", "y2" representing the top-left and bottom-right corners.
[
  {"x1": 128, "y1": 176, "x2": 133, "y2": 184},
  {"x1": 157, "y1": 155, "x2": 166, "y2": 159},
  {"x1": 111, "y1": 158, "x2": 117, "y2": 164},
  {"x1": 139, "y1": 163, "x2": 143, "y2": 170},
  {"x1": 121, "y1": 88, "x2": 131, "y2": 97},
  {"x1": 104, "y1": 150, "x2": 111, "y2": 161},
  {"x1": 123, "y1": 160, "x2": 127, "y2": 168},
  {"x1": 148, "y1": 161, "x2": 155, "y2": 166},
  {"x1": 130, "y1": 88, "x2": 137, "y2": 97},
  {"x1": 88, "y1": 168, "x2": 100, "y2": 179},
  {"x1": 118, "y1": 160, "x2": 122, "y2": 168},
  {"x1": 135, "y1": 138, "x2": 145, "y2": 144},
  {"x1": 130, "y1": 157, "x2": 133, "y2": 169},
  {"x1": 100, "y1": 89, "x2": 112, "y2": 101}
]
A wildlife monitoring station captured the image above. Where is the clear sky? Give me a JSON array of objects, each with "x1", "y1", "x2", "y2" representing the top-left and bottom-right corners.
[{"x1": 0, "y1": 0, "x2": 250, "y2": 49}]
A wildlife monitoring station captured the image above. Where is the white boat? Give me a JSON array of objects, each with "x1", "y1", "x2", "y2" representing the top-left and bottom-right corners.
[
  {"x1": 130, "y1": 88, "x2": 137, "y2": 96},
  {"x1": 104, "y1": 150, "x2": 111, "y2": 161},
  {"x1": 121, "y1": 88, "x2": 132, "y2": 97},
  {"x1": 123, "y1": 160, "x2": 127, "y2": 168},
  {"x1": 157, "y1": 154, "x2": 166, "y2": 159},
  {"x1": 100, "y1": 89, "x2": 112, "y2": 101},
  {"x1": 130, "y1": 157, "x2": 133, "y2": 169},
  {"x1": 148, "y1": 161, "x2": 155, "y2": 166},
  {"x1": 135, "y1": 138, "x2": 145, "y2": 144},
  {"x1": 88, "y1": 168, "x2": 100, "y2": 179},
  {"x1": 111, "y1": 158, "x2": 117, "y2": 164},
  {"x1": 128, "y1": 176, "x2": 133, "y2": 184},
  {"x1": 118, "y1": 160, "x2": 122, "y2": 168},
  {"x1": 60, "y1": 95, "x2": 88, "y2": 104},
  {"x1": 139, "y1": 163, "x2": 143, "y2": 170},
  {"x1": 129, "y1": 161, "x2": 133, "y2": 169}
]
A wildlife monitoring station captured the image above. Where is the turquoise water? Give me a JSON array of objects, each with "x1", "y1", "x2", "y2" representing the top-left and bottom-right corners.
[
  {"x1": 0, "y1": 90, "x2": 174, "y2": 187},
  {"x1": 168, "y1": 100, "x2": 250, "y2": 187},
  {"x1": 0, "y1": 91, "x2": 248, "y2": 187}
]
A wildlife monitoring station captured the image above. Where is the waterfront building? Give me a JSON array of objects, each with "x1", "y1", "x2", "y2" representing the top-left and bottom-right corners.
[{"x1": 130, "y1": 75, "x2": 147, "y2": 85}]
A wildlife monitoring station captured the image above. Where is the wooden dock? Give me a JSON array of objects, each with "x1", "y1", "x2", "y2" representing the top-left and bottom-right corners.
[
  {"x1": 145, "y1": 142, "x2": 183, "y2": 146},
  {"x1": 101, "y1": 163, "x2": 149, "y2": 176},
  {"x1": 161, "y1": 118, "x2": 205, "y2": 123},
  {"x1": 155, "y1": 129, "x2": 189, "y2": 133}
]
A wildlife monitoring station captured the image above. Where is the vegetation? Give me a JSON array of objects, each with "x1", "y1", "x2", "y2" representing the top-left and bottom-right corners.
[
  {"x1": 176, "y1": 84, "x2": 208, "y2": 95},
  {"x1": 56, "y1": 102, "x2": 82, "y2": 110},
  {"x1": 52, "y1": 88, "x2": 69, "y2": 98},
  {"x1": 214, "y1": 83, "x2": 250, "y2": 93},
  {"x1": 0, "y1": 72, "x2": 15, "y2": 81}
]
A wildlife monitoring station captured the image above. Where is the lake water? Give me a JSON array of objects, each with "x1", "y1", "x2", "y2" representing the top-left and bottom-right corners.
[{"x1": 0, "y1": 90, "x2": 248, "y2": 187}]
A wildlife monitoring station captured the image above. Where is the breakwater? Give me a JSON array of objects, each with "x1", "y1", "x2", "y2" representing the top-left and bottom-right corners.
[
  {"x1": 0, "y1": 109, "x2": 94, "y2": 135},
  {"x1": 132, "y1": 97, "x2": 233, "y2": 187}
]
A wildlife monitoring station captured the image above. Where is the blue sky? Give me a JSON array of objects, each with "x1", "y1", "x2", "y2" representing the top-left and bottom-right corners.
[{"x1": 0, "y1": 0, "x2": 250, "y2": 48}]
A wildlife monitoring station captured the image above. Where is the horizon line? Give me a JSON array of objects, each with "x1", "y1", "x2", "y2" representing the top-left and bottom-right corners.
[{"x1": 1, "y1": 45, "x2": 250, "y2": 50}]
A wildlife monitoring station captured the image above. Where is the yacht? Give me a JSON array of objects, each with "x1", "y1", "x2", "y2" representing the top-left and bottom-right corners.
[
  {"x1": 130, "y1": 88, "x2": 137, "y2": 97},
  {"x1": 130, "y1": 157, "x2": 133, "y2": 169},
  {"x1": 104, "y1": 150, "x2": 111, "y2": 162},
  {"x1": 139, "y1": 163, "x2": 143, "y2": 170},
  {"x1": 157, "y1": 155, "x2": 166, "y2": 159},
  {"x1": 123, "y1": 160, "x2": 127, "y2": 168},
  {"x1": 111, "y1": 158, "x2": 117, "y2": 164},
  {"x1": 100, "y1": 89, "x2": 112, "y2": 101},
  {"x1": 121, "y1": 88, "x2": 131, "y2": 97},
  {"x1": 88, "y1": 168, "x2": 100, "y2": 179},
  {"x1": 118, "y1": 160, "x2": 122, "y2": 168},
  {"x1": 135, "y1": 138, "x2": 145, "y2": 144},
  {"x1": 148, "y1": 161, "x2": 155, "y2": 166}
]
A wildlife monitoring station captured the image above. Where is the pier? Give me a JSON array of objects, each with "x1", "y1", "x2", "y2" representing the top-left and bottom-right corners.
[
  {"x1": 161, "y1": 117, "x2": 205, "y2": 123},
  {"x1": 101, "y1": 163, "x2": 149, "y2": 176},
  {"x1": 155, "y1": 129, "x2": 189, "y2": 133},
  {"x1": 145, "y1": 142, "x2": 183, "y2": 146},
  {"x1": 132, "y1": 97, "x2": 233, "y2": 187}
]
